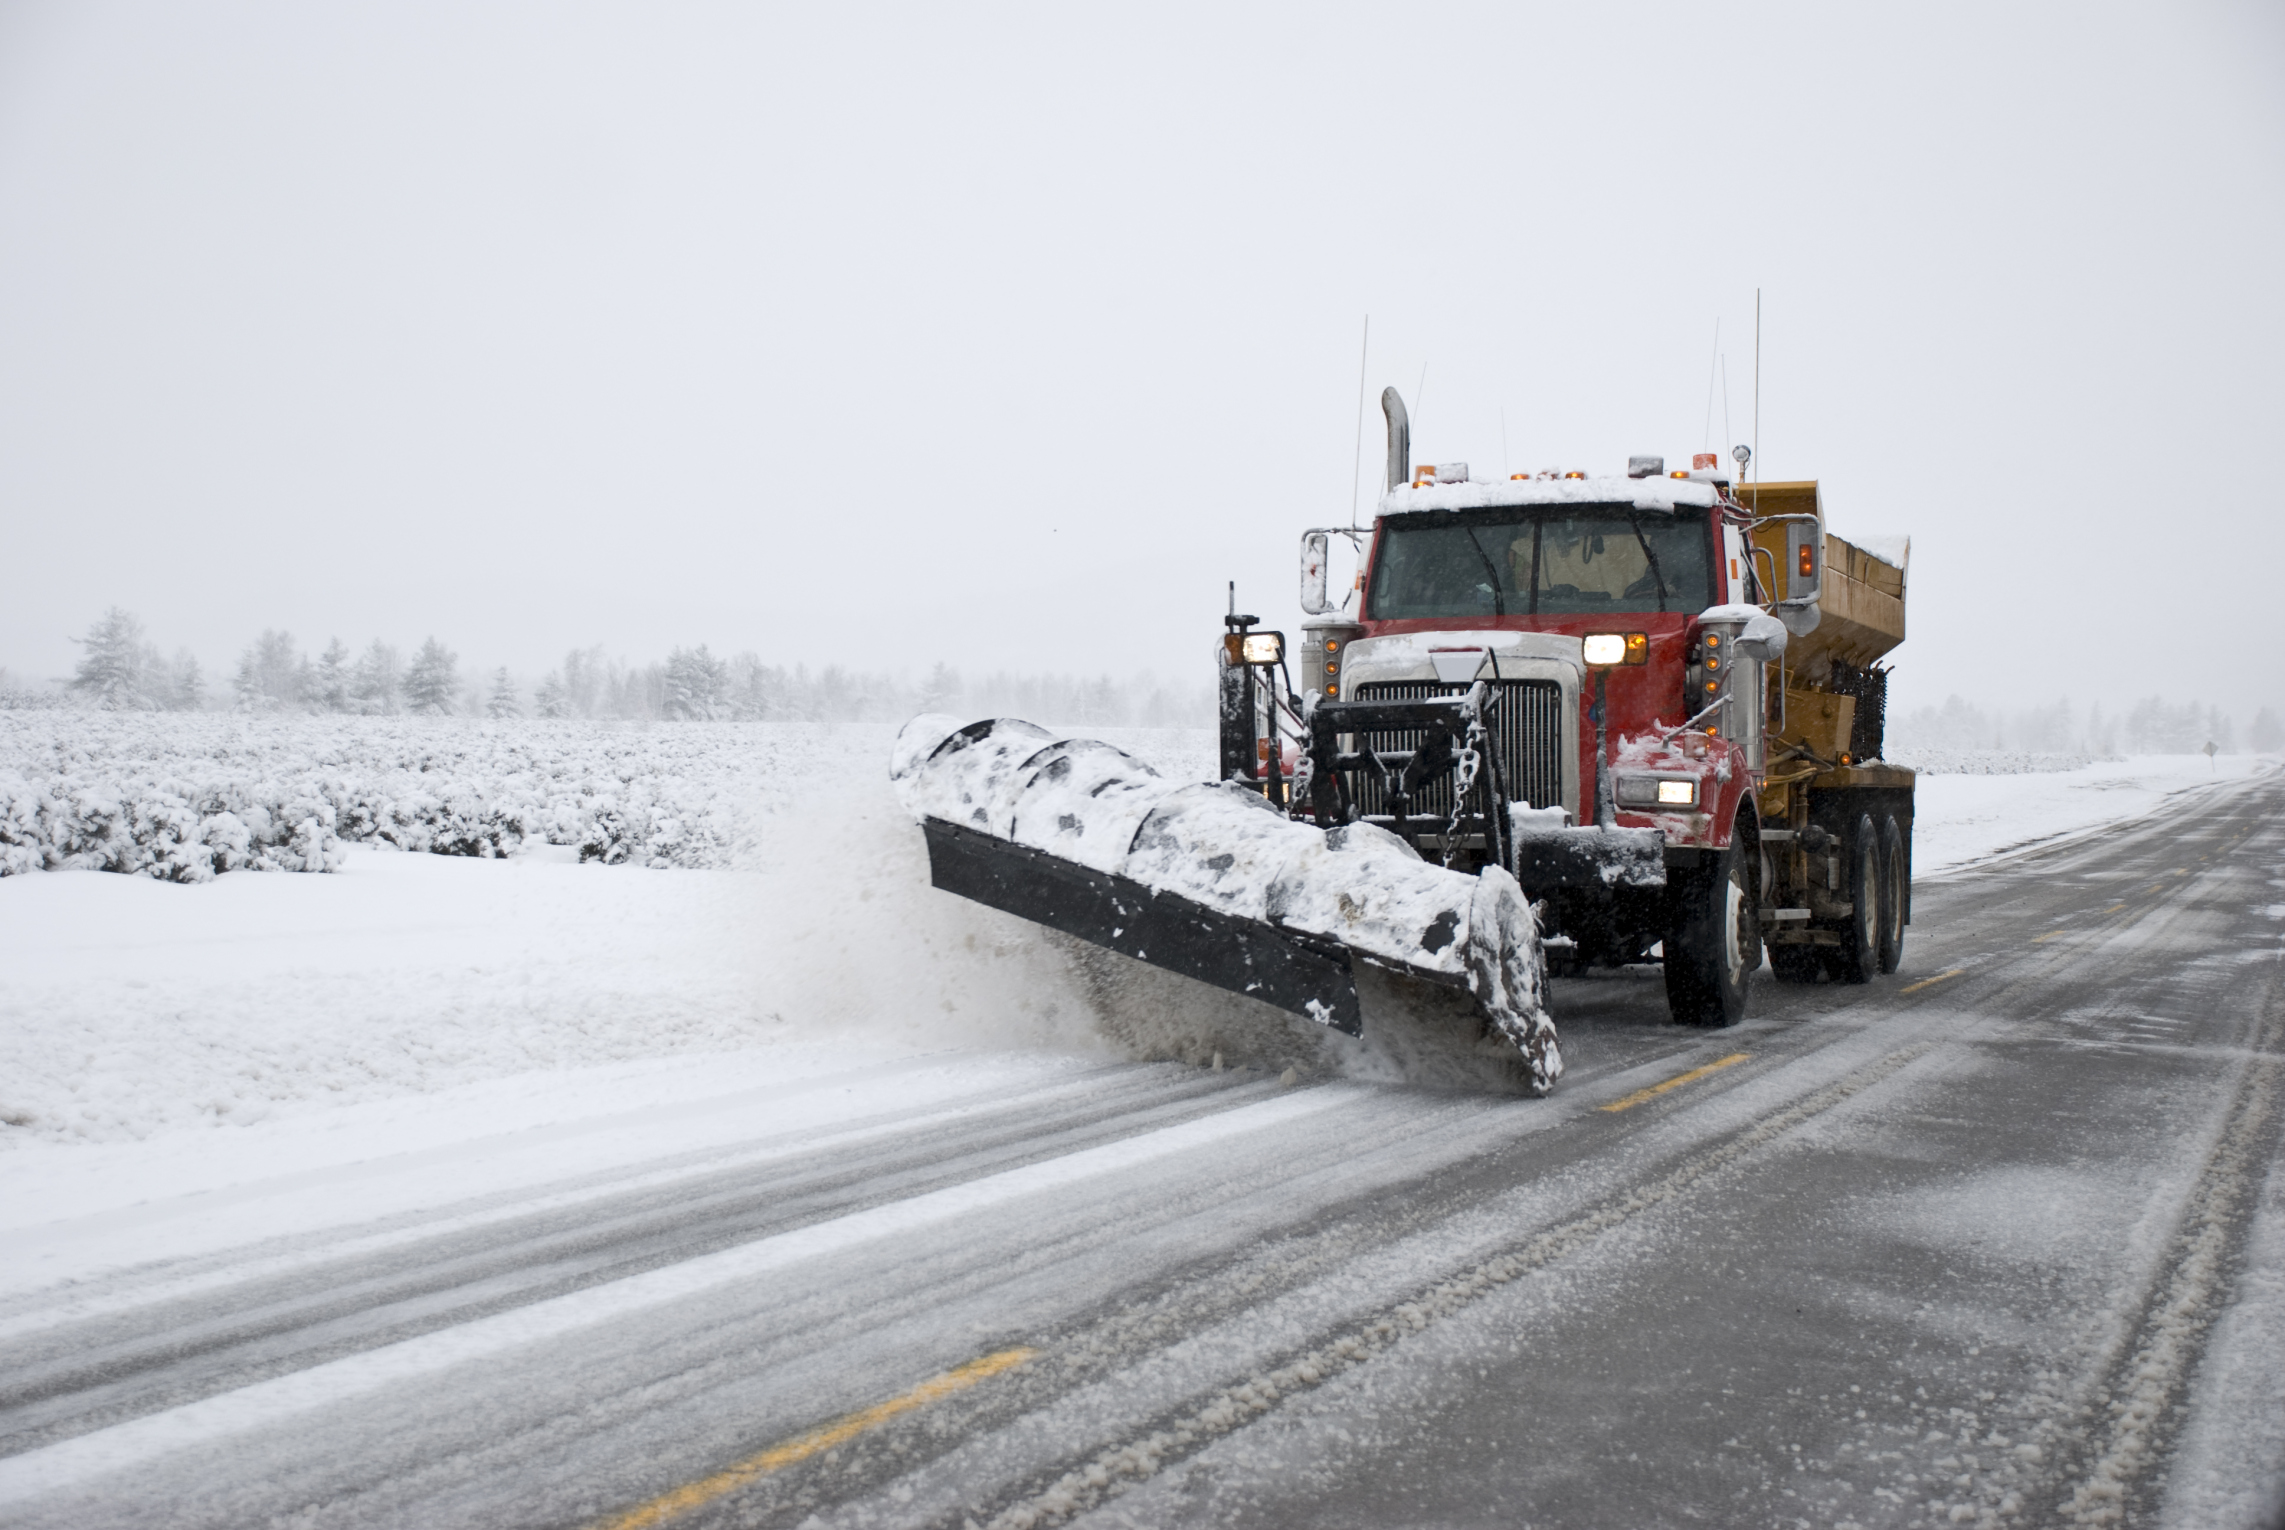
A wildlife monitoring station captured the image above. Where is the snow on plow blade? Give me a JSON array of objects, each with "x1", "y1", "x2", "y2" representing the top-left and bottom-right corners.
[{"x1": 891, "y1": 715, "x2": 1561, "y2": 1091}]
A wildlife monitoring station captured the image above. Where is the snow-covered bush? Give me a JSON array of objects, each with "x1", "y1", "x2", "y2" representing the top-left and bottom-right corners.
[
  {"x1": 0, "y1": 713, "x2": 872, "y2": 879},
  {"x1": 0, "y1": 771, "x2": 343, "y2": 881}
]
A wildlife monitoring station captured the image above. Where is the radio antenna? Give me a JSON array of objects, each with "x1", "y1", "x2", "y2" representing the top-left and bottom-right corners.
[
  {"x1": 1348, "y1": 316, "x2": 1370, "y2": 531},
  {"x1": 1752, "y1": 289, "x2": 1762, "y2": 497},
  {"x1": 1700, "y1": 319, "x2": 1721, "y2": 454}
]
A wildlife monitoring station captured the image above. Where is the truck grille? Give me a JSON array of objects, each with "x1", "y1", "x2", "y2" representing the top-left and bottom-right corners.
[{"x1": 1350, "y1": 679, "x2": 1566, "y2": 817}]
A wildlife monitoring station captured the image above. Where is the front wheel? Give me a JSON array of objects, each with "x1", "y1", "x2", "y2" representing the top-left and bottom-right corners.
[{"x1": 1666, "y1": 838, "x2": 1755, "y2": 1027}]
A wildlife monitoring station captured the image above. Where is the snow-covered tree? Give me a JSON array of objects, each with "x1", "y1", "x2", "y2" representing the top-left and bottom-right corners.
[
  {"x1": 485, "y1": 667, "x2": 521, "y2": 718},
  {"x1": 663, "y1": 645, "x2": 727, "y2": 719},
  {"x1": 2125, "y1": 697, "x2": 2205, "y2": 754},
  {"x1": 162, "y1": 649, "x2": 206, "y2": 711},
  {"x1": 67, "y1": 607, "x2": 157, "y2": 709},
  {"x1": 233, "y1": 631, "x2": 307, "y2": 711},
  {"x1": 2253, "y1": 706, "x2": 2283, "y2": 754},
  {"x1": 534, "y1": 670, "x2": 569, "y2": 718},
  {"x1": 720, "y1": 652, "x2": 781, "y2": 719},
  {"x1": 403, "y1": 638, "x2": 459, "y2": 715},
  {"x1": 918, "y1": 662, "x2": 962, "y2": 714},
  {"x1": 311, "y1": 639, "x2": 352, "y2": 713},
  {"x1": 350, "y1": 641, "x2": 402, "y2": 714},
  {"x1": 618, "y1": 662, "x2": 667, "y2": 719},
  {"x1": 562, "y1": 646, "x2": 607, "y2": 718}
]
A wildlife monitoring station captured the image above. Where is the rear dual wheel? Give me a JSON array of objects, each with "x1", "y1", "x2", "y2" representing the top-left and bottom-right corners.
[
  {"x1": 1770, "y1": 812, "x2": 1909, "y2": 984},
  {"x1": 1837, "y1": 813, "x2": 1882, "y2": 983},
  {"x1": 1878, "y1": 815, "x2": 1907, "y2": 974}
]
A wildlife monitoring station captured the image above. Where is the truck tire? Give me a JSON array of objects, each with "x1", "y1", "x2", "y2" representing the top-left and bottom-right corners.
[
  {"x1": 1837, "y1": 813, "x2": 1881, "y2": 984},
  {"x1": 1877, "y1": 815, "x2": 1906, "y2": 974},
  {"x1": 1665, "y1": 837, "x2": 1753, "y2": 1027}
]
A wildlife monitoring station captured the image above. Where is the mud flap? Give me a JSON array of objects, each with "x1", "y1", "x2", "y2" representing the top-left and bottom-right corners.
[{"x1": 921, "y1": 817, "x2": 1363, "y2": 1035}]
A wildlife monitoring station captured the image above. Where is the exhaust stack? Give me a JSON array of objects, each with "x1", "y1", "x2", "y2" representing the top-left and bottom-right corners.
[{"x1": 1382, "y1": 387, "x2": 1410, "y2": 493}]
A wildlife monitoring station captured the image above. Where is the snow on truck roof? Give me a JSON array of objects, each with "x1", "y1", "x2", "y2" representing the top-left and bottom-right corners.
[{"x1": 1376, "y1": 474, "x2": 1721, "y2": 518}]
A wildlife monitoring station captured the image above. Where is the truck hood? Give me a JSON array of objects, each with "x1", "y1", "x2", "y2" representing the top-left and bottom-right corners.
[{"x1": 1340, "y1": 630, "x2": 1584, "y2": 690}]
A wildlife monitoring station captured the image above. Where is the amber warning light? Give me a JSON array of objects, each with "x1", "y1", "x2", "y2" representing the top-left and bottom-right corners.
[{"x1": 1583, "y1": 632, "x2": 1650, "y2": 666}]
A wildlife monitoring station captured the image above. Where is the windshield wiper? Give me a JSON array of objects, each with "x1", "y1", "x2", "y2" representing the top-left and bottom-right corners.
[
  {"x1": 1624, "y1": 510, "x2": 1669, "y2": 613},
  {"x1": 1463, "y1": 527, "x2": 1506, "y2": 617}
]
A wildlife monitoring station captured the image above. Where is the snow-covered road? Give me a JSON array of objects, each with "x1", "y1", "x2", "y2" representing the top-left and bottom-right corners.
[{"x1": 1, "y1": 765, "x2": 2282, "y2": 1526}]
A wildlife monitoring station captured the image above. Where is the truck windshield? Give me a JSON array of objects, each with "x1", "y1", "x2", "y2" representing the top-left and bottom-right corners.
[{"x1": 1367, "y1": 506, "x2": 1715, "y2": 619}]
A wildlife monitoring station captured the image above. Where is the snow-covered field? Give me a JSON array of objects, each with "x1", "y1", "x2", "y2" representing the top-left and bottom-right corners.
[
  {"x1": 1911, "y1": 753, "x2": 2271, "y2": 874},
  {"x1": 0, "y1": 712, "x2": 932, "y2": 876},
  {"x1": 0, "y1": 713, "x2": 2274, "y2": 1292},
  {"x1": 0, "y1": 720, "x2": 1218, "y2": 1149}
]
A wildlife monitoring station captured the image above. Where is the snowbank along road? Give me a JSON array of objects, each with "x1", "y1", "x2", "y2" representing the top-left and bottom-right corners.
[{"x1": 1, "y1": 770, "x2": 2281, "y2": 1528}]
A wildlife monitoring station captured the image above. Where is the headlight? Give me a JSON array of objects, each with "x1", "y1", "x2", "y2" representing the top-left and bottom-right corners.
[
  {"x1": 1614, "y1": 774, "x2": 1700, "y2": 809},
  {"x1": 1239, "y1": 632, "x2": 1283, "y2": 664},
  {"x1": 1582, "y1": 632, "x2": 1648, "y2": 666}
]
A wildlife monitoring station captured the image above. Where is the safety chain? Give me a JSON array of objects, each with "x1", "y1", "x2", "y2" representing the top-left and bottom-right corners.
[{"x1": 1441, "y1": 703, "x2": 1487, "y2": 868}]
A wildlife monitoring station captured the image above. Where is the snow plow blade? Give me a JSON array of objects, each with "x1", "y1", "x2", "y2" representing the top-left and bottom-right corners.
[
  {"x1": 892, "y1": 715, "x2": 1561, "y2": 1091},
  {"x1": 922, "y1": 817, "x2": 1364, "y2": 1034}
]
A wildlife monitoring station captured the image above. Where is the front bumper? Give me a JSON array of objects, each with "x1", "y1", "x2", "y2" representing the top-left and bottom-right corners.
[{"x1": 1512, "y1": 823, "x2": 1668, "y2": 894}]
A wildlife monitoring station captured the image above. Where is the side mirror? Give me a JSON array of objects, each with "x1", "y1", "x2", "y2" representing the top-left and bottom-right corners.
[
  {"x1": 1785, "y1": 520, "x2": 1823, "y2": 604},
  {"x1": 1299, "y1": 530, "x2": 1332, "y2": 615},
  {"x1": 1733, "y1": 612, "x2": 1789, "y2": 664}
]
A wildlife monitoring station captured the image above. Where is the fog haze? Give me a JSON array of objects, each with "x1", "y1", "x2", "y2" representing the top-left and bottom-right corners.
[{"x1": 3, "y1": 1, "x2": 2280, "y2": 719}]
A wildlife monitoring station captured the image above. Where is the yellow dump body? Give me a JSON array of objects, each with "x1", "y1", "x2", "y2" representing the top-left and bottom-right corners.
[{"x1": 1735, "y1": 481, "x2": 1908, "y2": 678}]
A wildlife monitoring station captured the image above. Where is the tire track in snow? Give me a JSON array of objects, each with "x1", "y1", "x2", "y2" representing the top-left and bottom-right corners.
[
  {"x1": 2053, "y1": 971, "x2": 2284, "y2": 1524},
  {"x1": 0, "y1": 1085, "x2": 1358, "y2": 1506},
  {"x1": 0, "y1": 1062, "x2": 1267, "y2": 1444},
  {"x1": 934, "y1": 1041, "x2": 1939, "y2": 1530}
]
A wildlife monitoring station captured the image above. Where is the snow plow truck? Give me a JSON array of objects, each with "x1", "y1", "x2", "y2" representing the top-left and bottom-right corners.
[{"x1": 891, "y1": 388, "x2": 1912, "y2": 1094}]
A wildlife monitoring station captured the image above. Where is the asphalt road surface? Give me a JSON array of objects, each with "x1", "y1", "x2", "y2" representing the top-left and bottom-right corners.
[{"x1": 3, "y1": 770, "x2": 2282, "y2": 1529}]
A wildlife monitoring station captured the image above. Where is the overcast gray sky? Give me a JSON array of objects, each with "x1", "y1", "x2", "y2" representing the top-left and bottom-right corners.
[{"x1": 3, "y1": 1, "x2": 2280, "y2": 717}]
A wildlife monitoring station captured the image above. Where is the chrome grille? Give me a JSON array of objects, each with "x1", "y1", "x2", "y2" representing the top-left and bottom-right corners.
[{"x1": 1351, "y1": 679, "x2": 1566, "y2": 817}]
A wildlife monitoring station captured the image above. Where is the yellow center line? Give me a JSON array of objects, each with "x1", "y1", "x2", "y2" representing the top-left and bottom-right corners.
[
  {"x1": 1899, "y1": 967, "x2": 1966, "y2": 995},
  {"x1": 594, "y1": 1347, "x2": 1039, "y2": 1530},
  {"x1": 2032, "y1": 930, "x2": 2066, "y2": 943},
  {"x1": 1600, "y1": 1052, "x2": 1751, "y2": 1113},
  {"x1": 2104, "y1": 903, "x2": 2128, "y2": 914}
]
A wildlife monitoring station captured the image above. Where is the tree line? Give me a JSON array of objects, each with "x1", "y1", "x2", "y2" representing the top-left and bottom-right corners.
[
  {"x1": 33, "y1": 608, "x2": 1210, "y2": 728},
  {"x1": 1893, "y1": 693, "x2": 2282, "y2": 756}
]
